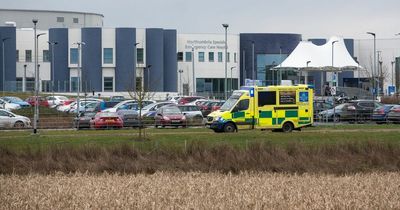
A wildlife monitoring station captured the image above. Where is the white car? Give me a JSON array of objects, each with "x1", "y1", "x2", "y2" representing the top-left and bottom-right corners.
[
  {"x1": 57, "y1": 98, "x2": 103, "y2": 112},
  {"x1": 140, "y1": 102, "x2": 175, "y2": 116},
  {"x1": 46, "y1": 95, "x2": 70, "y2": 108},
  {"x1": 185, "y1": 99, "x2": 208, "y2": 106},
  {"x1": 69, "y1": 101, "x2": 99, "y2": 113},
  {"x1": 0, "y1": 109, "x2": 31, "y2": 128},
  {"x1": 0, "y1": 98, "x2": 21, "y2": 111},
  {"x1": 169, "y1": 96, "x2": 182, "y2": 104}
]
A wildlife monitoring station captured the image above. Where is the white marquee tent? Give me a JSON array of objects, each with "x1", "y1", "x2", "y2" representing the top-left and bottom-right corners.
[{"x1": 274, "y1": 36, "x2": 362, "y2": 71}]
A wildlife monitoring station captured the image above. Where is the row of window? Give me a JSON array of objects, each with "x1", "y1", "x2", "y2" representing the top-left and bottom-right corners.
[
  {"x1": 177, "y1": 52, "x2": 237, "y2": 63},
  {"x1": 16, "y1": 50, "x2": 51, "y2": 62},
  {"x1": 69, "y1": 48, "x2": 144, "y2": 64},
  {"x1": 57, "y1": 17, "x2": 79, "y2": 24}
]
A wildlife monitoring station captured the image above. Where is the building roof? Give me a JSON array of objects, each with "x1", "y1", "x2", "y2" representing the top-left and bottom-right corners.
[{"x1": 0, "y1": 8, "x2": 104, "y2": 17}]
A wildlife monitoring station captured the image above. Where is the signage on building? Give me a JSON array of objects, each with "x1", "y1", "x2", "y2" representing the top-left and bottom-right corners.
[
  {"x1": 388, "y1": 86, "x2": 396, "y2": 95},
  {"x1": 185, "y1": 40, "x2": 227, "y2": 50}
]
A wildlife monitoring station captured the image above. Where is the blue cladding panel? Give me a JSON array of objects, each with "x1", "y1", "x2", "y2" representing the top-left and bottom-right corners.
[
  {"x1": 146, "y1": 28, "x2": 164, "y2": 92},
  {"x1": 239, "y1": 33, "x2": 302, "y2": 85},
  {"x1": 0, "y1": 26, "x2": 16, "y2": 91},
  {"x1": 49, "y1": 28, "x2": 69, "y2": 92},
  {"x1": 339, "y1": 39, "x2": 355, "y2": 86},
  {"x1": 82, "y1": 28, "x2": 102, "y2": 92},
  {"x1": 163, "y1": 29, "x2": 177, "y2": 92},
  {"x1": 116, "y1": 28, "x2": 136, "y2": 91}
]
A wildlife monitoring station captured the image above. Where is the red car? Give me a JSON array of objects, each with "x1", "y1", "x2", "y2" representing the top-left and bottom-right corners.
[
  {"x1": 154, "y1": 105, "x2": 187, "y2": 128},
  {"x1": 211, "y1": 101, "x2": 225, "y2": 112},
  {"x1": 25, "y1": 96, "x2": 49, "y2": 107},
  {"x1": 90, "y1": 112, "x2": 123, "y2": 129},
  {"x1": 178, "y1": 96, "x2": 205, "y2": 105}
]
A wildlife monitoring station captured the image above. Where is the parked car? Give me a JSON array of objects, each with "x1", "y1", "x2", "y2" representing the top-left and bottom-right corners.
[
  {"x1": 185, "y1": 99, "x2": 208, "y2": 106},
  {"x1": 73, "y1": 112, "x2": 97, "y2": 129},
  {"x1": 86, "y1": 101, "x2": 119, "y2": 112},
  {"x1": 387, "y1": 105, "x2": 400, "y2": 123},
  {"x1": 0, "y1": 109, "x2": 31, "y2": 128},
  {"x1": 200, "y1": 101, "x2": 220, "y2": 117},
  {"x1": 110, "y1": 95, "x2": 125, "y2": 102},
  {"x1": 102, "y1": 100, "x2": 156, "y2": 113},
  {"x1": 1, "y1": 96, "x2": 31, "y2": 108},
  {"x1": 68, "y1": 101, "x2": 99, "y2": 113},
  {"x1": 314, "y1": 100, "x2": 333, "y2": 120},
  {"x1": 25, "y1": 96, "x2": 49, "y2": 107},
  {"x1": 168, "y1": 96, "x2": 182, "y2": 104},
  {"x1": 177, "y1": 105, "x2": 204, "y2": 125},
  {"x1": 0, "y1": 98, "x2": 21, "y2": 111},
  {"x1": 140, "y1": 101, "x2": 175, "y2": 116},
  {"x1": 117, "y1": 110, "x2": 139, "y2": 127},
  {"x1": 178, "y1": 96, "x2": 205, "y2": 105},
  {"x1": 319, "y1": 100, "x2": 382, "y2": 122},
  {"x1": 154, "y1": 105, "x2": 187, "y2": 128},
  {"x1": 372, "y1": 104, "x2": 396, "y2": 124},
  {"x1": 210, "y1": 101, "x2": 225, "y2": 112},
  {"x1": 90, "y1": 112, "x2": 123, "y2": 129},
  {"x1": 46, "y1": 95, "x2": 70, "y2": 107},
  {"x1": 57, "y1": 98, "x2": 103, "y2": 113}
]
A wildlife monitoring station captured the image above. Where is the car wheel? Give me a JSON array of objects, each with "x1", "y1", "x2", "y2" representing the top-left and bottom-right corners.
[
  {"x1": 282, "y1": 122, "x2": 294, "y2": 133},
  {"x1": 333, "y1": 115, "x2": 340, "y2": 123},
  {"x1": 13, "y1": 121, "x2": 25, "y2": 128},
  {"x1": 223, "y1": 122, "x2": 236, "y2": 133},
  {"x1": 194, "y1": 115, "x2": 203, "y2": 125}
]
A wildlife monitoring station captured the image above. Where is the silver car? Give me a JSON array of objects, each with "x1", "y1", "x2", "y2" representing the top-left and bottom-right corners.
[{"x1": 0, "y1": 109, "x2": 31, "y2": 128}]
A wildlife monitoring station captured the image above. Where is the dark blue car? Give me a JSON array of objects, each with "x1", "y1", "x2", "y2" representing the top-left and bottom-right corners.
[{"x1": 372, "y1": 104, "x2": 396, "y2": 123}]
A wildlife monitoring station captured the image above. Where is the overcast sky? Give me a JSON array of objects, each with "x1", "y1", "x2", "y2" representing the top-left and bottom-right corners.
[{"x1": 2, "y1": 0, "x2": 400, "y2": 39}]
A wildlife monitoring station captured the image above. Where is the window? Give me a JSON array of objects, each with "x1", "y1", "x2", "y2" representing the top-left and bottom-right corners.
[
  {"x1": 16, "y1": 50, "x2": 19, "y2": 62},
  {"x1": 185, "y1": 52, "x2": 192, "y2": 62},
  {"x1": 57, "y1": 17, "x2": 64, "y2": 22},
  {"x1": 71, "y1": 77, "x2": 78, "y2": 92},
  {"x1": 218, "y1": 52, "x2": 223, "y2": 62},
  {"x1": 104, "y1": 77, "x2": 114, "y2": 92},
  {"x1": 208, "y1": 52, "x2": 214, "y2": 62},
  {"x1": 258, "y1": 91, "x2": 276, "y2": 106},
  {"x1": 70, "y1": 48, "x2": 78, "y2": 64},
  {"x1": 26, "y1": 78, "x2": 34, "y2": 91},
  {"x1": 234, "y1": 53, "x2": 237, "y2": 63},
  {"x1": 198, "y1": 52, "x2": 205, "y2": 62},
  {"x1": 73, "y1": 18, "x2": 79, "y2": 23},
  {"x1": 25, "y1": 50, "x2": 32, "y2": 62},
  {"x1": 137, "y1": 48, "x2": 144, "y2": 64},
  {"x1": 227, "y1": 52, "x2": 230, "y2": 62},
  {"x1": 43, "y1": 50, "x2": 50, "y2": 62},
  {"x1": 16, "y1": 78, "x2": 22, "y2": 92},
  {"x1": 236, "y1": 99, "x2": 249, "y2": 111},
  {"x1": 177, "y1": 52, "x2": 183, "y2": 61},
  {"x1": 103, "y1": 48, "x2": 113, "y2": 64}
]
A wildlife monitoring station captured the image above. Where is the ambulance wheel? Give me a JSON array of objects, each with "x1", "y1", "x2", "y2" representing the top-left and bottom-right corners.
[
  {"x1": 223, "y1": 122, "x2": 236, "y2": 133},
  {"x1": 282, "y1": 122, "x2": 294, "y2": 133}
]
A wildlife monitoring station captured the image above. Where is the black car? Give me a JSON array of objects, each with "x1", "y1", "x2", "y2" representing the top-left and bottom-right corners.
[
  {"x1": 117, "y1": 110, "x2": 140, "y2": 127},
  {"x1": 73, "y1": 112, "x2": 96, "y2": 129}
]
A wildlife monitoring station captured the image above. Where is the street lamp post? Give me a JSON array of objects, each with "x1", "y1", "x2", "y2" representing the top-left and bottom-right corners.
[
  {"x1": 367, "y1": 32, "x2": 376, "y2": 99},
  {"x1": 2, "y1": 37, "x2": 10, "y2": 96},
  {"x1": 230, "y1": 66, "x2": 236, "y2": 94},
  {"x1": 134, "y1": 42, "x2": 139, "y2": 90},
  {"x1": 222, "y1": 23, "x2": 229, "y2": 100},
  {"x1": 178, "y1": 69, "x2": 183, "y2": 95},
  {"x1": 23, "y1": 64, "x2": 27, "y2": 92},
  {"x1": 47, "y1": 41, "x2": 58, "y2": 94},
  {"x1": 331, "y1": 40, "x2": 339, "y2": 87},
  {"x1": 251, "y1": 41, "x2": 255, "y2": 80},
  {"x1": 191, "y1": 46, "x2": 195, "y2": 96},
  {"x1": 279, "y1": 47, "x2": 282, "y2": 85},
  {"x1": 72, "y1": 42, "x2": 85, "y2": 129},
  {"x1": 242, "y1": 50, "x2": 246, "y2": 85}
]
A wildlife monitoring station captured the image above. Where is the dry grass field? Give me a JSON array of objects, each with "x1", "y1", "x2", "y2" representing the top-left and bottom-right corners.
[{"x1": 1, "y1": 172, "x2": 399, "y2": 209}]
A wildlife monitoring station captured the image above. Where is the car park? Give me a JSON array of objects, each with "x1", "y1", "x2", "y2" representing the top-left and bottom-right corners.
[
  {"x1": 372, "y1": 104, "x2": 396, "y2": 124},
  {"x1": 154, "y1": 105, "x2": 187, "y2": 128},
  {"x1": 0, "y1": 98, "x2": 21, "y2": 111},
  {"x1": 177, "y1": 105, "x2": 204, "y2": 125},
  {"x1": 90, "y1": 112, "x2": 123, "y2": 129},
  {"x1": 0, "y1": 109, "x2": 31, "y2": 129},
  {"x1": 1, "y1": 96, "x2": 31, "y2": 108},
  {"x1": 319, "y1": 100, "x2": 382, "y2": 122},
  {"x1": 73, "y1": 112, "x2": 96, "y2": 129},
  {"x1": 387, "y1": 105, "x2": 400, "y2": 123}
]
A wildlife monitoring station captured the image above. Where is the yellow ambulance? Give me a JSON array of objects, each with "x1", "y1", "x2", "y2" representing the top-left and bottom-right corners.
[{"x1": 207, "y1": 85, "x2": 313, "y2": 132}]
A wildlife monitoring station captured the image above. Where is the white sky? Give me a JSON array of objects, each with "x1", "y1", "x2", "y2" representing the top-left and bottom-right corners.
[{"x1": 2, "y1": 0, "x2": 400, "y2": 39}]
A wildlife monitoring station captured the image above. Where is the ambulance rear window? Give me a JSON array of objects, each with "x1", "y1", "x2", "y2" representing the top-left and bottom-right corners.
[{"x1": 258, "y1": 91, "x2": 276, "y2": 106}]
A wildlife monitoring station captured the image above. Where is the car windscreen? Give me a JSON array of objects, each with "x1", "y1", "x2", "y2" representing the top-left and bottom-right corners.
[
  {"x1": 219, "y1": 93, "x2": 243, "y2": 111},
  {"x1": 163, "y1": 106, "x2": 181, "y2": 114}
]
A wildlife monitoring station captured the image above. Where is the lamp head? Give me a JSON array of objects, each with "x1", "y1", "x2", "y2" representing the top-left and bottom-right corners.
[
  {"x1": 222, "y1": 23, "x2": 229, "y2": 28},
  {"x1": 32, "y1": 19, "x2": 38, "y2": 24},
  {"x1": 366, "y1": 32, "x2": 376, "y2": 36}
]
